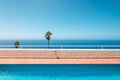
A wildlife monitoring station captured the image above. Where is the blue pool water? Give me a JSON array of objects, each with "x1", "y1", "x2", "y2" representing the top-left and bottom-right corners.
[
  {"x1": 0, "y1": 40, "x2": 120, "y2": 49},
  {"x1": 0, "y1": 64, "x2": 120, "y2": 80}
]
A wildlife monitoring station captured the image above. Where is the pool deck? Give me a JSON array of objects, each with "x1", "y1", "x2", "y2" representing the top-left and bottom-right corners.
[{"x1": 0, "y1": 49, "x2": 120, "y2": 64}]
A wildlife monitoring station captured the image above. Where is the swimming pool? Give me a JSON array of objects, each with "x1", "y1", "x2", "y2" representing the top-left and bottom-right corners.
[{"x1": 0, "y1": 64, "x2": 120, "y2": 80}]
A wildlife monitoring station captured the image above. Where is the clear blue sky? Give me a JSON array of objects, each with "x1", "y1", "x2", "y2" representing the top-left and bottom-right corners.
[{"x1": 0, "y1": 0, "x2": 120, "y2": 40}]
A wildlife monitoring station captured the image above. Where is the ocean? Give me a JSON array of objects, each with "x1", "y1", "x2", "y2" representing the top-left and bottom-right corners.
[{"x1": 0, "y1": 40, "x2": 120, "y2": 49}]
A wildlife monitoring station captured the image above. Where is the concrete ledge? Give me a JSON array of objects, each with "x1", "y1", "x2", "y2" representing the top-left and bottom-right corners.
[
  {"x1": 0, "y1": 49, "x2": 120, "y2": 64},
  {"x1": 0, "y1": 59, "x2": 120, "y2": 64}
]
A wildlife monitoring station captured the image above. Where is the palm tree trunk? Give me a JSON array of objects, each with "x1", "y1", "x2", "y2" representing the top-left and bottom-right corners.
[{"x1": 48, "y1": 40, "x2": 50, "y2": 49}]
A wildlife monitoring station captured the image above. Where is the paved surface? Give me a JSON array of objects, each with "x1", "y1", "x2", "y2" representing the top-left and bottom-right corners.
[
  {"x1": 0, "y1": 59, "x2": 120, "y2": 64},
  {"x1": 0, "y1": 50, "x2": 120, "y2": 64}
]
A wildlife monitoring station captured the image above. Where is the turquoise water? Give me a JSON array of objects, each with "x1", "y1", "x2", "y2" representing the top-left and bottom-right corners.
[{"x1": 0, "y1": 64, "x2": 120, "y2": 80}]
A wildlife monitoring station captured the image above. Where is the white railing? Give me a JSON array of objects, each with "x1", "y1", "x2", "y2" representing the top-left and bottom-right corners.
[{"x1": 0, "y1": 45, "x2": 120, "y2": 49}]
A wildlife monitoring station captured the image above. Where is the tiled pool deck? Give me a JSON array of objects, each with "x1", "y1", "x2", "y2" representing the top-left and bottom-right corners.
[{"x1": 0, "y1": 49, "x2": 120, "y2": 64}]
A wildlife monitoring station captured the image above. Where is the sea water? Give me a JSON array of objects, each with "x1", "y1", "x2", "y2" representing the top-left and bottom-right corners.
[
  {"x1": 0, "y1": 64, "x2": 120, "y2": 80},
  {"x1": 0, "y1": 40, "x2": 120, "y2": 49}
]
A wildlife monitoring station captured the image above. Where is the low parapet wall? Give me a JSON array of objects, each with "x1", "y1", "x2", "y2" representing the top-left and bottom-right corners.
[{"x1": 0, "y1": 49, "x2": 120, "y2": 64}]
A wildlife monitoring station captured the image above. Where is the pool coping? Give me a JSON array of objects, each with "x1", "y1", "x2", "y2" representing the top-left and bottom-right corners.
[
  {"x1": 0, "y1": 59, "x2": 120, "y2": 64},
  {"x1": 0, "y1": 49, "x2": 120, "y2": 64}
]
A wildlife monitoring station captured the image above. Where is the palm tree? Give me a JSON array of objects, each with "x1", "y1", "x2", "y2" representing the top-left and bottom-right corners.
[
  {"x1": 14, "y1": 41, "x2": 20, "y2": 48},
  {"x1": 45, "y1": 31, "x2": 52, "y2": 48}
]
